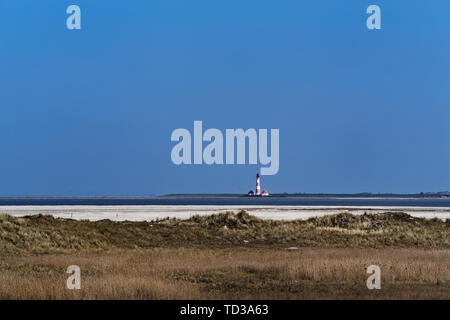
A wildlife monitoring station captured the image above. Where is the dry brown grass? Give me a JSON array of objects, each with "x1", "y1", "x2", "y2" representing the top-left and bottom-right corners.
[
  {"x1": 1, "y1": 211, "x2": 449, "y2": 299},
  {"x1": 0, "y1": 247, "x2": 449, "y2": 299}
]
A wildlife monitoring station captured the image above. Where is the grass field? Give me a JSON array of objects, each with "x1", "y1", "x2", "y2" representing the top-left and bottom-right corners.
[{"x1": 0, "y1": 210, "x2": 449, "y2": 299}]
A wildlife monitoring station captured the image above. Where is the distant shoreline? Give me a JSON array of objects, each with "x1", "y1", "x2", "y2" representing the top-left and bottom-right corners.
[
  {"x1": 1, "y1": 193, "x2": 450, "y2": 200},
  {"x1": 2, "y1": 194, "x2": 450, "y2": 209}
]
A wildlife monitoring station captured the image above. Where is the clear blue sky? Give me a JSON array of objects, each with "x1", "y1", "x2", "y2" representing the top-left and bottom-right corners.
[{"x1": 1, "y1": 0, "x2": 449, "y2": 196}]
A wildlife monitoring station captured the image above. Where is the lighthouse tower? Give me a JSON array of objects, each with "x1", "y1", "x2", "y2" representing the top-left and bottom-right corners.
[{"x1": 256, "y1": 174, "x2": 261, "y2": 196}]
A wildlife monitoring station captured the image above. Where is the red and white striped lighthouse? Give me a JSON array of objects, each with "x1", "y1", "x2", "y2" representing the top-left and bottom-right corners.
[{"x1": 256, "y1": 174, "x2": 261, "y2": 196}]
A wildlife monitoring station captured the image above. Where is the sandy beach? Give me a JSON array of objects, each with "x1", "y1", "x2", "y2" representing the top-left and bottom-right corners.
[{"x1": 1, "y1": 205, "x2": 450, "y2": 221}]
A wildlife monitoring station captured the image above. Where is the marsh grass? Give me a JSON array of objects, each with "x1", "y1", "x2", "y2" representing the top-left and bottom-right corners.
[
  {"x1": 0, "y1": 211, "x2": 449, "y2": 299},
  {"x1": 0, "y1": 248, "x2": 449, "y2": 299}
]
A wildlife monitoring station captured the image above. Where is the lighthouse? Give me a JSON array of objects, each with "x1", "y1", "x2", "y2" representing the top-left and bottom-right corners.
[
  {"x1": 247, "y1": 174, "x2": 269, "y2": 196},
  {"x1": 256, "y1": 174, "x2": 261, "y2": 196}
]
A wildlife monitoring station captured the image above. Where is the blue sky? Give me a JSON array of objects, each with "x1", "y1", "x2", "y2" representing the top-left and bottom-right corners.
[{"x1": 1, "y1": 0, "x2": 450, "y2": 196}]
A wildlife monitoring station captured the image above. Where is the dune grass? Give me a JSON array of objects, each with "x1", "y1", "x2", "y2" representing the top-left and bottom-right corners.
[
  {"x1": 0, "y1": 210, "x2": 449, "y2": 255},
  {"x1": 0, "y1": 211, "x2": 449, "y2": 299}
]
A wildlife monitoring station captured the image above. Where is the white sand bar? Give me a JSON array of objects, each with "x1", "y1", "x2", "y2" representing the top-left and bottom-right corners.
[{"x1": 0, "y1": 205, "x2": 450, "y2": 221}]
